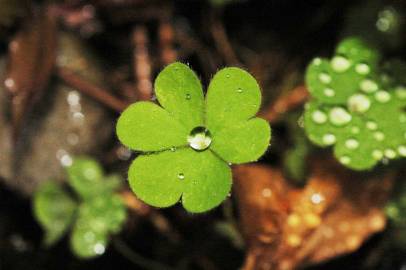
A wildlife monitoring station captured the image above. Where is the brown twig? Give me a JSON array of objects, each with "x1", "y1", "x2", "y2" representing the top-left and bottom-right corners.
[
  {"x1": 209, "y1": 9, "x2": 239, "y2": 66},
  {"x1": 175, "y1": 27, "x2": 218, "y2": 78},
  {"x1": 159, "y1": 21, "x2": 177, "y2": 65},
  {"x1": 260, "y1": 85, "x2": 309, "y2": 123},
  {"x1": 56, "y1": 67, "x2": 129, "y2": 112},
  {"x1": 133, "y1": 25, "x2": 153, "y2": 101}
]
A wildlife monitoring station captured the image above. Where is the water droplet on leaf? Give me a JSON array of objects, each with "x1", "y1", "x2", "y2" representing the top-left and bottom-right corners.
[
  {"x1": 185, "y1": 93, "x2": 191, "y2": 100},
  {"x1": 395, "y1": 86, "x2": 406, "y2": 99},
  {"x1": 312, "y1": 110, "x2": 327, "y2": 124},
  {"x1": 347, "y1": 94, "x2": 370, "y2": 113},
  {"x1": 360, "y1": 79, "x2": 378, "y2": 93},
  {"x1": 398, "y1": 145, "x2": 406, "y2": 156},
  {"x1": 372, "y1": 150, "x2": 383, "y2": 160},
  {"x1": 331, "y1": 56, "x2": 351, "y2": 72},
  {"x1": 339, "y1": 156, "x2": 351, "y2": 165},
  {"x1": 93, "y1": 242, "x2": 106, "y2": 255},
  {"x1": 318, "y1": 72, "x2": 332, "y2": 84},
  {"x1": 178, "y1": 173, "x2": 185, "y2": 180},
  {"x1": 188, "y1": 126, "x2": 212, "y2": 151},
  {"x1": 322, "y1": 134, "x2": 336, "y2": 145},
  {"x1": 375, "y1": 91, "x2": 391, "y2": 103},
  {"x1": 374, "y1": 131, "x2": 385, "y2": 141},
  {"x1": 384, "y1": 148, "x2": 397, "y2": 159},
  {"x1": 345, "y1": 138, "x2": 359, "y2": 150},
  {"x1": 366, "y1": 121, "x2": 378, "y2": 130},
  {"x1": 329, "y1": 107, "x2": 352, "y2": 126},
  {"x1": 324, "y1": 88, "x2": 335, "y2": 97},
  {"x1": 355, "y1": 63, "x2": 370, "y2": 75}
]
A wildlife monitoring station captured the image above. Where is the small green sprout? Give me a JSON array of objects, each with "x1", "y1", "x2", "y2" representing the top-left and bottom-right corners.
[
  {"x1": 33, "y1": 158, "x2": 127, "y2": 259},
  {"x1": 304, "y1": 37, "x2": 406, "y2": 170},
  {"x1": 116, "y1": 62, "x2": 271, "y2": 213}
]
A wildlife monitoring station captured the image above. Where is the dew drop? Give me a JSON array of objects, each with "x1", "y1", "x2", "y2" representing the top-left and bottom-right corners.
[
  {"x1": 355, "y1": 63, "x2": 370, "y2": 75},
  {"x1": 372, "y1": 149, "x2": 383, "y2": 160},
  {"x1": 226, "y1": 74, "x2": 230, "y2": 78},
  {"x1": 398, "y1": 145, "x2": 406, "y2": 157},
  {"x1": 313, "y1": 58, "x2": 322, "y2": 65},
  {"x1": 93, "y1": 243, "x2": 106, "y2": 255},
  {"x1": 360, "y1": 79, "x2": 378, "y2": 93},
  {"x1": 178, "y1": 173, "x2": 185, "y2": 180},
  {"x1": 366, "y1": 121, "x2": 378, "y2": 130},
  {"x1": 323, "y1": 88, "x2": 335, "y2": 97},
  {"x1": 373, "y1": 131, "x2": 385, "y2": 141},
  {"x1": 375, "y1": 91, "x2": 391, "y2": 103},
  {"x1": 322, "y1": 134, "x2": 336, "y2": 145},
  {"x1": 236, "y1": 87, "x2": 243, "y2": 93},
  {"x1": 318, "y1": 72, "x2": 332, "y2": 84},
  {"x1": 312, "y1": 110, "x2": 327, "y2": 124},
  {"x1": 185, "y1": 93, "x2": 191, "y2": 100},
  {"x1": 395, "y1": 86, "x2": 406, "y2": 99},
  {"x1": 384, "y1": 148, "x2": 397, "y2": 159},
  {"x1": 188, "y1": 126, "x2": 212, "y2": 151},
  {"x1": 345, "y1": 138, "x2": 359, "y2": 150},
  {"x1": 331, "y1": 56, "x2": 351, "y2": 72},
  {"x1": 329, "y1": 107, "x2": 352, "y2": 126},
  {"x1": 170, "y1": 146, "x2": 176, "y2": 152},
  {"x1": 347, "y1": 94, "x2": 371, "y2": 113},
  {"x1": 339, "y1": 156, "x2": 351, "y2": 165}
]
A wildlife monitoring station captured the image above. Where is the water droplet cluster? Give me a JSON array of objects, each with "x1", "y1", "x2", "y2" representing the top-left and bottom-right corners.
[{"x1": 304, "y1": 37, "x2": 406, "y2": 170}]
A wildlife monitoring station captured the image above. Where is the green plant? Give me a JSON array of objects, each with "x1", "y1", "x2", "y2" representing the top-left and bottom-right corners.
[
  {"x1": 283, "y1": 112, "x2": 311, "y2": 184},
  {"x1": 116, "y1": 62, "x2": 271, "y2": 213},
  {"x1": 304, "y1": 37, "x2": 406, "y2": 170},
  {"x1": 33, "y1": 158, "x2": 127, "y2": 259}
]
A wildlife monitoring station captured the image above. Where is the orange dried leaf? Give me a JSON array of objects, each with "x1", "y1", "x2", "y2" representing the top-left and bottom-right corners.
[{"x1": 234, "y1": 160, "x2": 393, "y2": 270}]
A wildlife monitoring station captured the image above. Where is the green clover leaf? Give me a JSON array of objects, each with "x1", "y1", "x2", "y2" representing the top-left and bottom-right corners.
[
  {"x1": 33, "y1": 157, "x2": 127, "y2": 259},
  {"x1": 116, "y1": 62, "x2": 271, "y2": 213},
  {"x1": 70, "y1": 193, "x2": 126, "y2": 258},
  {"x1": 304, "y1": 37, "x2": 406, "y2": 170},
  {"x1": 33, "y1": 182, "x2": 77, "y2": 246}
]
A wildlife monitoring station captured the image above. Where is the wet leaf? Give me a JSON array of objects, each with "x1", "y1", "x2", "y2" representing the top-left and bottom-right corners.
[{"x1": 234, "y1": 159, "x2": 393, "y2": 269}]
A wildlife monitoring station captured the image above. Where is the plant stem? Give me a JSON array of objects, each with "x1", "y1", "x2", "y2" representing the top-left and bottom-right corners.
[
  {"x1": 56, "y1": 67, "x2": 129, "y2": 112},
  {"x1": 260, "y1": 85, "x2": 309, "y2": 123},
  {"x1": 113, "y1": 238, "x2": 175, "y2": 270}
]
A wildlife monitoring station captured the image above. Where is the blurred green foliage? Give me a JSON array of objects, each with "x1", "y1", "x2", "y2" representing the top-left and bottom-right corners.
[
  {"x1": 304, "y1": 37, "x2": 406, "y2": 170},
  {"x1": 33, "y1": 157, "x2": 127, "y2": 259}
]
